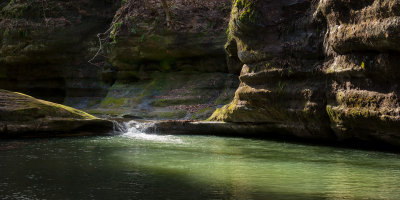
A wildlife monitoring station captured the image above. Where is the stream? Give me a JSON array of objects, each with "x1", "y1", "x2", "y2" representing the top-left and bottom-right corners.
[{"x1": 1, "y1": 121, "x2": 400, "y2": 199}]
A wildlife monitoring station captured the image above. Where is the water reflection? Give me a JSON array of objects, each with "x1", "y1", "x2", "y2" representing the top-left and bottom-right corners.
[{"x1": 0, "y1": 133, "x2": 400, "y2": 200}]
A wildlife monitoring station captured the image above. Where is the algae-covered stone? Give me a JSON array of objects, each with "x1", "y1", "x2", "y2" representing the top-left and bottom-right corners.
[{"x1": 0, "y1": 89, "x2": 114, "y2": 137}]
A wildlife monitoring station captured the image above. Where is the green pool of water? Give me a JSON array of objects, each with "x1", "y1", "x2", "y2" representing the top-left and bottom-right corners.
[{"x1": 1, "y1": 130, "x2": 400, "y2": 199}]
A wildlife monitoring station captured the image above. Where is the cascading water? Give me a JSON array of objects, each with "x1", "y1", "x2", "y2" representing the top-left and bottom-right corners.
[
  {"x1": 121, "y1": 120, "x2": 183, "y2": 143},
  {"x1": 112, "y1": 120, "x2": 127, "y2": 134}
]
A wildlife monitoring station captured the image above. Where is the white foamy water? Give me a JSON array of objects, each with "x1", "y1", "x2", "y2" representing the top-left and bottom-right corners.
[{"x1": 122, "y1": 121, "x2": 183, "y2": 144}]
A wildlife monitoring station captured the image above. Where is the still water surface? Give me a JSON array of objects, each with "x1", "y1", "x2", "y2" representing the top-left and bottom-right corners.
[{"x1": 1, "y1": 125, "x2": 400, "y2": 199}]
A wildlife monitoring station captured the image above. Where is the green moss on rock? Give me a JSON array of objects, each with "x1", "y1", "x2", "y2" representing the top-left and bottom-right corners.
[
  {"x1": 234, "y1": 0, "x2": 258, "y2": 24},
  {"x1": 2, "y1": 90, "x2": 97, "y2": 120},
  {"x1": 0, "y1": 89, "x2": 114, "y2": 137},
  {"x1": 100, "y1": 97, "x2": 128, "y2": 107}
]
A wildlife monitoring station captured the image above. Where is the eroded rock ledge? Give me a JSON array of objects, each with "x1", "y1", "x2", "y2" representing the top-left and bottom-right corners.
[
  {"x1": 209, "y1": 0, "x2": 400, "y2": 146},
  {"x1": 0, "y1": 89, "x2": 114, "y2": 138}
]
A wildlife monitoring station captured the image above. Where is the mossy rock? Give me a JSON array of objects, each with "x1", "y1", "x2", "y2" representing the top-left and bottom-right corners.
[
  {"x1": 0, "y1": 89, "x2": 114, "y2": 137},
  {"x1": 0, "y1": 90, "x2": 96, "y2": 121},
  {"x1": 234, "y1": 0, "x2": 258, "y2": 24},
  {"x1": 100, "y1": 97, "x2": 128, "y2": 108}
]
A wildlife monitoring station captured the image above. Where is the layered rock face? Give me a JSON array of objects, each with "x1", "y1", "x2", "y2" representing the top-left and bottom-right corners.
[
  {"x1": 210, "y1": 0, "x2": 400, "y2": 145},
  {"x1": 0, "y1": 89, "x2": 114, "y2": 137},
  {"x1": 0, "y1": 0, "x2": 238, "y2": 120},
  {"x1": 317, "y1": 0, "x2": 400, "y2": 145},
  {"x1": 0, "y1": 0, "x2": 120, "y2": 103},
  {"x1": 87, "y1": 0, "x2": 239, "y2": 120},
  {"x1": 108, "y1": 0, "x2": 232, "y2": 76},
  {"x1": 210, "y1": 0, "x2": 333, "y2": 140}
]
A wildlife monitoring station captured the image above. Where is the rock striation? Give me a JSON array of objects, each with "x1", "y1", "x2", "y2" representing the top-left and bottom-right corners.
[
  {"x1": 317, "y1": 0, "x2": 400, "y2": 146},
  {"x1": 86, "y1": 0, "x2": 239, "y2": 120},
  {"x1": 210, "y1": 0, "x2": 333, "y2": 140},
  {"x1": 210, "y1": 0, "x2": 400, "y2": 146}
]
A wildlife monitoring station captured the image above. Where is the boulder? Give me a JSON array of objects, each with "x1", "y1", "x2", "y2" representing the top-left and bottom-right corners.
[{"x1": 0, "y1": 89, "x2": 114, "y2": 138}]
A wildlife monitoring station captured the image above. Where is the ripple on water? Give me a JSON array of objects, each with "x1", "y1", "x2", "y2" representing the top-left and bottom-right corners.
[{"x1": 1, "y1": 122, "x2": 400, "y2": 200}]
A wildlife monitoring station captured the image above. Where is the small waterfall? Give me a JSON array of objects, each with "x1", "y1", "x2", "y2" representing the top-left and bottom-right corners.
[
  {"x1": 124, "y1": 120, "x2": 156, "y2": 134},
  {"x1": 121, "y1": 120, "x2": 183, "y2": 143},
  {"x1": 112, "y1": 120, "x2": 128, "y2": 134}
]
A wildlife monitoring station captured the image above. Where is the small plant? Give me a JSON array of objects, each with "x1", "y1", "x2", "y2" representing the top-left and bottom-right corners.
[
  {"x1": 235, "y1": 0, "x2": 258, "y2": 24},
  {"x1": 110, "y1": 21, "x2": 122, "y2": 44},
  {"x1": 361, "y1": 61, "x2": 365, "y2": 71},
  {"x1": 278, "y1": 81, "x2": 286, "y2": 91},
  {"x1": 140, "y1": 34, "x2": 146, "y2": 42}
]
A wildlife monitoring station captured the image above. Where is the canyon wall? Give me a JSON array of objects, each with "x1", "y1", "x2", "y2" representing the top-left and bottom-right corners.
[
  {"x1": 210, "y1": 0, "x2": 400, "y2": 145},
  {"x1": 0, "y1": 0, "x2": 238, "y2": 120},
  {"x1": 0, "y1": 0, "x2": 120, "y2": 103},
  {"x1": 85, "y1": 0, "x2": 239, "y2": 119},
  {"x1": 2, "y1": 0, "x2": 400, "y2": 145}
]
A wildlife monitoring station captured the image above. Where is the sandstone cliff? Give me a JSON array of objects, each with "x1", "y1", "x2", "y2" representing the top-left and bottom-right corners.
[
  {"x1": 86, "y1": 0, "x2": 239, "y2": 120},
  {"x1": 0, "y1": 0, "x2": 238, "y2": 120},
  {"x1": 0, "y1": 0, "x2": 120, "y2": 103},
  {"x1": 210, "y1": 0, "x2": 400, "y2": 146},
  {"x1": 2, "y1": 0, "x2": 400, "y2": 146},
  {"x1": 210, "y1": 0, "x2": 332, "y2": 140}
]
